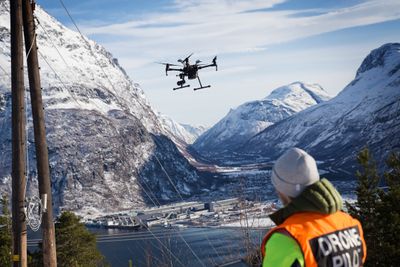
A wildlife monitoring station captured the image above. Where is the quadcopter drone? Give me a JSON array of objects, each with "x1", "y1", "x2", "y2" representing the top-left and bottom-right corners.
[{"x1": 158, "y1": 53, "x2": 217, "y2": 91}]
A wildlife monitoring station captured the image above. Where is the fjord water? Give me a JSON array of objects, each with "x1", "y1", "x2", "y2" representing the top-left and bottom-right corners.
[
  {"x1": 96, "y1": 227, "x2": 266, "y2": 266},
  {"x1": 29, "y1": 227, "x2": 266, "y2": 267}
]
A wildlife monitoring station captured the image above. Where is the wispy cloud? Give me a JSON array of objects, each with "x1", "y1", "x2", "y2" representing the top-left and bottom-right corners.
[
  {"x1": 80, "y1": 0, "x2": 400, "y2": 66},
  {"x1": 55, "y1": 0, "x2": 400, "y2": 125}
]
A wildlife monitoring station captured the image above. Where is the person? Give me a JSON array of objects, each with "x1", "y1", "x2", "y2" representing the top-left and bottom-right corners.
[{"x1": 261, "y1": 148, "x2": 367, "y2": 267}]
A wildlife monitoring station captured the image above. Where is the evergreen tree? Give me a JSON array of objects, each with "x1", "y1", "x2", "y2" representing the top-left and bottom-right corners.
[
  {"x1": 0, "y1": 194, "x2": 12, "y2": 266},
  {"x1": 55, "y1": 211, "x2": 106, "y2": 267},
  {"x1": 347, "y1": 149, "x2": 400, "y2": 266}
]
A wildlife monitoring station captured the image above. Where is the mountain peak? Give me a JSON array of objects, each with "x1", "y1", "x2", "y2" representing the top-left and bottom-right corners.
[
  {"x1": 0, "y1": 3, "x2": 202, "y2": 213},
  {"x1": 238, "y1": 43, "x2": 400, "y2": 175},
  {"x1": 193, "y1": 82, "x2": 330, "y2": 158},
  {"x1": 266, "y1": 81, "x2": 330, "y2": 103},
  {"x1": 264, "y1": 81, "x2": 330, "y2": 112},
  {"x1": 356, "y1": 43, "x2": 400, "y2": 77}
]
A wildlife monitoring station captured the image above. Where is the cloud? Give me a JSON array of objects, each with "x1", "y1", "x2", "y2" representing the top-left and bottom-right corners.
[
  {"x1": 80, "y1": 0, "x2": 400, "y2": 67},
  {"x1": 52, "y1": 0, "x2": 399, "y2": 125}
]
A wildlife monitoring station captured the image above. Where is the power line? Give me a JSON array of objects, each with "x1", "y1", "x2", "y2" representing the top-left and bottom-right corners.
[
  {"x1": 25, "y1": 31, "x2": 36, "y2": 59},
  {"x1": 34, "y1": 16, "x2": 69, "y2": 67},
  {"x1": 32, "y1": 11, "x2": 192, "y2": 266},
  {"x1": 57, "y1": 0, "x2": 159, "y2": 124},
  {"x1": 135, "y1": 176, "x2": 208, "y2": 267},
  {"x1": 154, "y1": 154, "x2": 186, "y2": 202},
  {"x1": 36, "y1": 49, "x2": 80, "y2": 106},
  {"x1": 153, "y1": 154, "x2": 209, "y2": 267},
  {"x1": 0, "y1": 64, "x2": 11, "y2": 81},
  {"x1": 34, "y1": 15, "x2": 110, "y2": 113},
  {"x1": 117, "y1": 173, "x2": 191, "y2": 266},
  {"x1": 57, "y1": 0, "x2": 123, "y2": 104},
  {"x1": 53, "y1": 2, "x2": 212, "y2": 266},
  {"x1": 140, "y1": 223, "x2": 186, "y2": 267},
  {"x1": 139, "y1": 177, "x2": 163, "y2": 205},
  {"x1": 135, "y1": 168, "x2": 210, "y2": 267}
]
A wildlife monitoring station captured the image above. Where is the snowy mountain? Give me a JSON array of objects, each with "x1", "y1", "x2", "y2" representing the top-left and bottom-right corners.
[
  {"x1": 180, "y1": 124, "x2": 208, "y2": 142},
  {"x1": 192, "y1": 82, "x2": 330, "y2": 159},
  {"x1": 239, "y1": 43, "x2": 400, "y2": 175},
  {"x1": 159, "y1": 114, "x2": 207, "y2": 144},
  {"x1": 0, "y1": 1, "x2": 206, "y2": 214}
]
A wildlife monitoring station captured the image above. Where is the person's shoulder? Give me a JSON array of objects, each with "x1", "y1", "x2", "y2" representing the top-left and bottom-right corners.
[
  {"x1": 266, "y1": 231, "x2": 298, "y2": 249},
  {"x1": 263, "y1": 232, "x2": 304, "y2": 267}
]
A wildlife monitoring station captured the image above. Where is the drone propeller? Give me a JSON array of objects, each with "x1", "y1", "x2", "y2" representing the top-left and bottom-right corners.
[
  {"x1": 178, "y1": 53, "x2": 194, "y2": 64},
  {"x1": 156, "y1": 62, "x2": 179, "y2": 66},
  {"x1": 213, "y1": 56, "x2": 218, "y2": 71},
  {"x1": 156, "y1": 62, "x2": 179, "y2": 76}
]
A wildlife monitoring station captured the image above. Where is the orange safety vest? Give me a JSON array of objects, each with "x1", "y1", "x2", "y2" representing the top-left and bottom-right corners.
[{"x1": 261, "y1": 211, "x2": 367, "y2": 267}]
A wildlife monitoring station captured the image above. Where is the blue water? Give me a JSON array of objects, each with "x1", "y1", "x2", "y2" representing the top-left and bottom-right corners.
[
  {"x1": 94, "y1": 227, "x2": 266, "y2": 267},
  {"x1": 26, "y1": 180, "x2": 356, "y2": 266},
  {"x1": 28, "y1": 226, "x2": 268, "y2": 267}
]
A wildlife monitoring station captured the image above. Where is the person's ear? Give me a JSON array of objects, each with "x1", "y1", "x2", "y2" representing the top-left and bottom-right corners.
[{"x1": 277, "y1": 191, "x2": 291, "y2": 206}]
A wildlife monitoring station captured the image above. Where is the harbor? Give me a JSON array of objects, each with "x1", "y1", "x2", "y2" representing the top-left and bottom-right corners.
[{"x1": 83, "y1": 198, "x2": 277, "y2": 230}]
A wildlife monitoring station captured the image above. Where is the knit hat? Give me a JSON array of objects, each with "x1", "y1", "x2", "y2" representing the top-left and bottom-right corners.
[{"x1": 271, "y1": 147, "x2": 319, "y2": 198}]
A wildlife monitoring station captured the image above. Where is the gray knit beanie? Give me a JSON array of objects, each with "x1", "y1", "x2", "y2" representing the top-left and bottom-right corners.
[{"x1": 271, "y1": 147, "x2": 319, "y2": 198}]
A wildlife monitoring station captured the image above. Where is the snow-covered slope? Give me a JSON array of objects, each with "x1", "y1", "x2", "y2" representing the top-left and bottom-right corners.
[
  {"x1": 241, "y1": 43, "x2": 400, "y2": 175},
  {"x1": 159, "y1": 114, "x2": 207, "y2": 144},
  {"x1": 192, "y1": 82, "x2": 330, "y2": 158},
  {"x1": 180, "y1": 124, "x2": 208, "y2": 142},
  {"x1": 0, "y1": 1, "x2": 205, "y2": 214}
]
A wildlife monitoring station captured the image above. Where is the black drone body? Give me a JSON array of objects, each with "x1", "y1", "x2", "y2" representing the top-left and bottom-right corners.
[{"x1": 158, "y1": 53, "x2": 217, "y2": 90}]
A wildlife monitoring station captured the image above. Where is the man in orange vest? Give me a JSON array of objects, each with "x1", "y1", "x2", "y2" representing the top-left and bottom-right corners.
[{"x1": 261, "y1": 148, "x2": 367, "y2": 267}]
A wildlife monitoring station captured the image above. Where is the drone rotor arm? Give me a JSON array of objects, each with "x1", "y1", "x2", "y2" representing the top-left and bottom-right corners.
[
  {"x1": 167, "y1": 67, "x2": 184, "y2": 72},
  {"x1": 156, "y1": 62, "x2": 180, "y2": 66},
  {"x1": 197, "y1": 64, "x2": 215, "y2": 69}
]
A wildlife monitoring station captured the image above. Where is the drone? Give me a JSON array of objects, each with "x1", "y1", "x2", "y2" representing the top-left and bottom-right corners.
[{"x1": 158, "y1": 53, "x2": 217, "y2": 91}]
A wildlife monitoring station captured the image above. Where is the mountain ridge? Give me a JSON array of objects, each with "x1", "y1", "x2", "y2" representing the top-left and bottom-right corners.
[
  {"x1": 192, "y1": 81, "x2": 331, "y2": 160},
  {"x1": 0, "y1": 0, "x2": 207, "y2": 214},
  {"x1": 239, "y1": 43, "x2": 400, "y2": 175}
]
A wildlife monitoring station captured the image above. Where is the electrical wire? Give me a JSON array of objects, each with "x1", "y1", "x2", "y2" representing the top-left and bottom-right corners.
[
  {"x1": 54, "y1": 2, "x2": 212, "y2": 265},
  {"x1": 34, "y1": 16, "x2": 69, "y2": 67},
  {"x1": 37, "y1": 49, "x2": 81, "y2": 107},
  {"x1": 0, "y1": 64, "x2": 11, "y2": 81},
  {"x1": 153, "y1": 152, "x2": 225, "y2": 267},
  {"x1": 154, "y1": 154, "x2": 185, "y2": 201},
  {"x1": 136, "y1": 176, "x2": 208, "y2": 267},
  {"x1": 46, "y1": 2, "x2": 220, "y2": 266},
  {"x1": 57, "y1": 0, "x2": 159, "y2": 125},
  {"x1": 25, "y1": 32, "x2": 37, "y2": 59},
  {"x1": 57, "y1": 0, "x2": 124, "y2": 105},
  {"x1": 34, "y1": 11, "x2": 109, "y2": 112},
  {"x1": 23, "y1": 29, "x2": 37, "y2": 198},
  {"x1": 30, "y1": 14, "x2": 190, "y2": 266},
  {"x1": 0, "y1": 65, "x2": 10, "y2": 172},
  {"x1": 23, "y1": 84, "x2": 29, "y2": 198},
  {"x1": 20, "y1": 35, "x2": 34, "y2": 200}
]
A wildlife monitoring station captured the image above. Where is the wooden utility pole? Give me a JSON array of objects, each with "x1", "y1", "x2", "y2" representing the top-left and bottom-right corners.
[
  {"x1": 21, "y1": 0, "x2": 58, "y2": 266},
  {"x1": 10, "y1": 0, "x2": 27, "y2": 265}
]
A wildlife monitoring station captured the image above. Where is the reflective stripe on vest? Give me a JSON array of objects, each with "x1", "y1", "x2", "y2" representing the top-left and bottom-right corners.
[{"x1": 261, "y1": 211, "x2": 367, "y2": 267}]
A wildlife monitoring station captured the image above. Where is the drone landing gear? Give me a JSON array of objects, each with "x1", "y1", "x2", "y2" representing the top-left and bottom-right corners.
[
  {"x1": 173, "y1": 78, "x2": 190, "y2": 90},
  {"x1": 173, "y1": 85, "x2": 190, "y2": 90},
  {"x1": 193, "y1": 76, "x2": 211, "y2": 91},
  {"x1": 194, "y1": 85, "x2": 211, "y2": 91}
]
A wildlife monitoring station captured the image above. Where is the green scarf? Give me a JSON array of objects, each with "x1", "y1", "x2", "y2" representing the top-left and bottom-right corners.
[{"x1": 270, "y1": 178, "x2": 343, "y2": 225}]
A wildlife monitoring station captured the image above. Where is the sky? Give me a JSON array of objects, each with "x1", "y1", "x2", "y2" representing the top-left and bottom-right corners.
[{"x1": 36, "y1": 0, "x2": 400, "y2": 127}]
